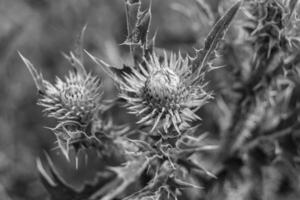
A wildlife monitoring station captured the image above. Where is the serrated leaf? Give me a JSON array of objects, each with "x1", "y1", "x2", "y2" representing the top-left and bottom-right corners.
[
  {"x1": 85, "y1": 50, "x2": 120, "y2": 82},
  {"x1": 37, "y1": 153, "x2": 117, "y2": 200},
  {"x1": 18, "y1": 52, "x2": 46, "y2": 94},
  {"x1": 100, "y1": 156, "x2": 150, "y2": 200},
  {"x1": 85, "y1": 50, "x2": 135, "y2": 86},
  {"x1": 125, "y1": 0, "x2": 141, "y2": 44},
  {"x1": 124, "y1": 0, "x2": 151, "y2": 46},
  {"x1": 136, "y1": 8, "x2": 151, "y2": 45},
  {"x1": 123, "y1": 161, "x2": 173, "y2": 200},
  {"x1": 124, "y1": 0, "x2": 152, "y2": 65},
  {"x1": 192, "y1": 1, "x2": 241, "y2": 74}
]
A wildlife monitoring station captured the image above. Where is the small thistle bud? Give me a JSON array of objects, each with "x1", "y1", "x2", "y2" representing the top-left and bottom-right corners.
[
  {"x1": 120, "y1": 51, "x2": 212, "y2": 136},
  {"x1": 20, "y1": 53, "x2": 102, "y2": 158},
  {"x1": 41, "y1": 72, "x2": 102, "y2": 157},
  {"x1": 39, "y1": 72, "x2": 102, "y2": 124}
]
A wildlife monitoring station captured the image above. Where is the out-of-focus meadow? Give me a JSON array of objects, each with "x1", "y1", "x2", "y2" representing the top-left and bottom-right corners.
[{"x1": 0, "y1": 0, "x2": 222, "y2": 199}]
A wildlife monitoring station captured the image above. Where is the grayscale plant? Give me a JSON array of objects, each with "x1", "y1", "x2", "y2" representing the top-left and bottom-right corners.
[
  {"x1": 17, "y1": 0, "x2": 300, "y2": 200},
  {"x1": 19, "y1": 52, "x2": 103, "y2": 158}
]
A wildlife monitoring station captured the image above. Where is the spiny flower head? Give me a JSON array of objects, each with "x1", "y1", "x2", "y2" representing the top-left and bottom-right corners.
[
  {"x1": 39, "y1": 71, "x2": 102, "y2": 124},
  {"x1": 120, "y1": 51, "x2": 212, "y2": 136},
  {"x1": 19, "y1": 53, "x2": 102, "y2": 158}
]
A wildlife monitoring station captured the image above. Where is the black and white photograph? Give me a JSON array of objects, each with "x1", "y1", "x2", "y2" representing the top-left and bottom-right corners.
[{"x1": 1, "y1": 0, "x2": 300, "y2": 199}]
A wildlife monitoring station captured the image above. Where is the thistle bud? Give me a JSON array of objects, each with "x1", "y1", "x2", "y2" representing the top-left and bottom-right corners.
[
  {"x1": 120, "y1": 51, "x2": 212, "y2": 136},
  {"x1": 20, "y1": 53, "x2": 102, "y2": 158},
  {"x1": 39, "y1": 72, "x2": 102, "y2": 125}
]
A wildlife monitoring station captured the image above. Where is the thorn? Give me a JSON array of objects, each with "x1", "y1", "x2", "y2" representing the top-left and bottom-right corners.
[{"x1": 18, "y1": 51, "x2": 46, "y2": 94}]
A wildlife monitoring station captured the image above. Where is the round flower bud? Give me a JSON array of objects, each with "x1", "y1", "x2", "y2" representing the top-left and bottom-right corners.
[
  {"x1": 39, "y1": 72, "x2": 102, "y2": 125},
  {"x1": 120, "y1": 51, "x2": 212, "y2": 136}
]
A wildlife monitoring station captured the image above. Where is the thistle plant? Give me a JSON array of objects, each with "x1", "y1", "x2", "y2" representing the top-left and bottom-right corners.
[
  {"x1": 88, "y1": 0, "x2": 241, "y2": 137},
  {"x1": 27, "y1": 0, "x2": 300, "y2": 200},
  {"x1": 19, "y1": 52, "x2": 104, "y2": 159}
]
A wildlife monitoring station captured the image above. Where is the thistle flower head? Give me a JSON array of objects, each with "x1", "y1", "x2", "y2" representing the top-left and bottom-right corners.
[
  {"x1": 19, "y1": 52, "x2": 102, "y2": 158},
  {"x1": 39, "y1": 71, "x2": 102, "y2": 124},
  {"x1": 43, "y1": 71, "x2": 102, "y2": 157},
  {"x1": 120, "y1": 51, "x2": 212, "y2": 136}
]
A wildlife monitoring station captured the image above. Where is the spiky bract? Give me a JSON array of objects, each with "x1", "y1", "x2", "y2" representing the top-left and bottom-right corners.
[{"x1": 120, "y1": 51, "x2": 212, "y2": 136}]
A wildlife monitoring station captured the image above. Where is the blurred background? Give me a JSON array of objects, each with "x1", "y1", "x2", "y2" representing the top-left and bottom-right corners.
[{"x1": 0, "y1": 0, "x2": 226, "y2": 199}]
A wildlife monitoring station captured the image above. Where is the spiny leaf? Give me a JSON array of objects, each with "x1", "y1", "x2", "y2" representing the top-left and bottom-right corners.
[
  {"x1": 124, "y1": 0, "x2": 151, "y2": 46},
  {"x1": 101, "y1": 156, "x2": 150, "y2": 200},
  {"x1": 192, "y1": 1, "x2": 241, "y2": 74},
  {"x1": 85, "y1": 50, "x2": 134, "y2": 85},
  {"x1": 135, "y1": 6, "x2": 151, "y2": 45},
  {"x1": 124, "y1": 0, "x2": 152, "y2": 65},
  {"x1": 18, "y1": 52, "x2": 46, "y2": 94},
  {"x1": 123, "y1": 161, "x2": 173, "y2": 200},
  {"x1": 85, "y1": 50, "x2": 120, "y2": 82},
  {"x1": 37, "y1": 153, "x2": 117, "y2": 200},
  {"x1": 125, "y1": 0, "x2": 141, "y2": 45}
]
